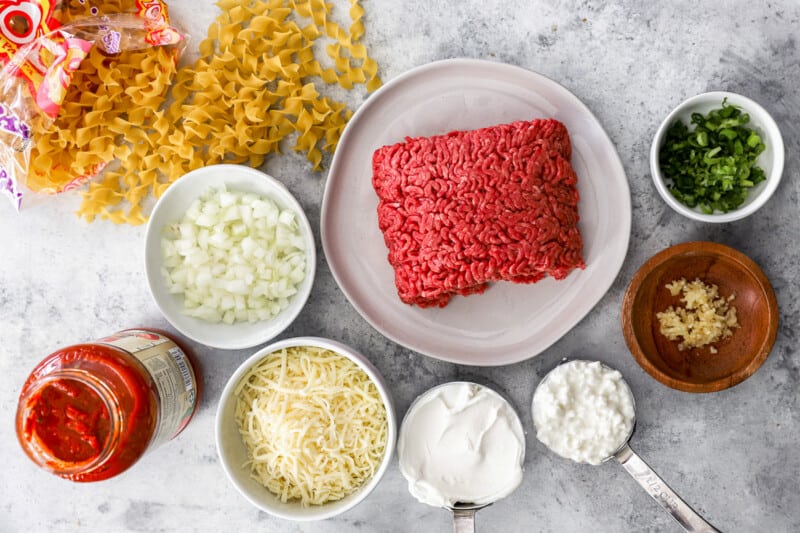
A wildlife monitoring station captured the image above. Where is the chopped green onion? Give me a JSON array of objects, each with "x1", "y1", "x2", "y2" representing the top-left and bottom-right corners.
[{"x1": 659, "y1": 98, "x2": 766, "y2": 214}]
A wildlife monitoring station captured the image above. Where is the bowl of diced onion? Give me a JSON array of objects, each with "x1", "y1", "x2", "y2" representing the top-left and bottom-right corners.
[
  {"x1": 215, "y1": 337, "x2": 396, "y2": 521},
  {"x1": 144, "y1": 164, "x2": 316, "y2": 350}
]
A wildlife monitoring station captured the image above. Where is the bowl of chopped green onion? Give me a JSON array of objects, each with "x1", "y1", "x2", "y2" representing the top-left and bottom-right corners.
[{"x1": 650, "y1": 91, "x2": 784, "y2": 222}]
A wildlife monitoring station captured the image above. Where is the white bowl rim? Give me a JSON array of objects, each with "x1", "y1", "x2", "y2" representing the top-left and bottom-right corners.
[
  {"x1": 649, "y1": 91, "x2": 785, "y2": 223},
  {"x1": 143, "y1": 164, "x2": 316, "y2": 350},
  {"x1": 215, "y1": 336, "x2": 397, "y2": 521}
]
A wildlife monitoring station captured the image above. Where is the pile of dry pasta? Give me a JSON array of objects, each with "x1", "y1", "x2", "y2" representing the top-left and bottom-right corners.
[{"x1": 29, "y1": 0, "x2": 381, "y2": 224}]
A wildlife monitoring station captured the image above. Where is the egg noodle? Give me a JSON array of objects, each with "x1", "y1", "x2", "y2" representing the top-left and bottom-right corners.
[
  {"x1": 27, "y1": 44, "x2": 180, "y2": 212},
  {"x1": 234, "y1": 346, "x2": 388, "y2": 506},
  {"x1": 26, "y1": 0, "x2": 380, "y2": 224}
]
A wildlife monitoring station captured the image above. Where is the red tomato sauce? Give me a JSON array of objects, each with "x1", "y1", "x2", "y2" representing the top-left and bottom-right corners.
[
  {"x1": 26, "y1": 378, "x2": 111, "y2": 463},
  {"x1": 17, "y1": 330, "x2": 197, "y2": 482}
]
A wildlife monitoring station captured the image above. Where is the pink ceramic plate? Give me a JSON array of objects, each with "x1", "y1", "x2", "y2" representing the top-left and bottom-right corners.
[{"x1": 321, "y1": 59, "x2": 630, "y2": 366}]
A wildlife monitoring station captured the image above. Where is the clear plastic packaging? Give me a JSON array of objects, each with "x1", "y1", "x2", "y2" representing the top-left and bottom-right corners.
[{"x1": 0, "y1": 1, "x2": 185, "y2": 209}]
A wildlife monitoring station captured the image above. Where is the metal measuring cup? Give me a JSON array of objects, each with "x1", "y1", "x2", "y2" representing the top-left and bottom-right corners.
[
  {"x1": 449, "y1": 501, "x2": 490, "y2": 533},
  {"x1": 533, "y1": 360, "x2": 720, "y2": 533},
  {"x1": 398, "y1": 381, "x2": 526, "y2": 533},
  {"x1": 611, "y1": 425, "x2": 720, "y2": 532}
]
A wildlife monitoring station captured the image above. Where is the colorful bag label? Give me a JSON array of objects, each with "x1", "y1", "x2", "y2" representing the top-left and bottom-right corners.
[
  {"x1": 137, "y1": 0, "x2": 181, "y2": 46},
  {"x1": 0, "y1": 0, "x2": 61, "y2": 55},
  {"x1": 0, "y1": 0, "x2": 182, "y2": 118},
  {"x1": 0, "y1": 1, "x2": 91, "y2": 118},
  {"x1": 0, "y1": 165, "x2": 22, "y2": 208},
  {"x1": 0, "y1": 101, "x2": 30, "y2": 139}
]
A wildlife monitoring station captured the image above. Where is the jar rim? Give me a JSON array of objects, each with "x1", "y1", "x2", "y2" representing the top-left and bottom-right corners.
[{"x1": 16, "y1": 369, "x2": 122, "y2": 478}]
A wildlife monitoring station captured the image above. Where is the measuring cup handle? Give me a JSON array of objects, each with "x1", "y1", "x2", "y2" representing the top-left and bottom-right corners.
[
  {"x1": 452, "y1": 508, "x2": 476, "y2": 533},
  {"x1": 615, "y1": 444, "x2": 721, "y2": 533}
]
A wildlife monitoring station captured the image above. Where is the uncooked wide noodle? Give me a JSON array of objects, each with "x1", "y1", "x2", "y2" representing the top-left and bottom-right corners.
[{"x1": 28, "y1": 0, "x2": 381, "y2": 224}]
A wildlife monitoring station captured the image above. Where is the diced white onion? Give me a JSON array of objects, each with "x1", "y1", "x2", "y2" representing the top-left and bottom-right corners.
[{"x1": 161, "y1": 185, "x2": 307, "y2": 324}]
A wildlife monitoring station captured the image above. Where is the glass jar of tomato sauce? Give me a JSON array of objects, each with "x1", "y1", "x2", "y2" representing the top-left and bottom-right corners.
[{"x1": 16, "y1": 329, "x2": 199, "y2": 482}]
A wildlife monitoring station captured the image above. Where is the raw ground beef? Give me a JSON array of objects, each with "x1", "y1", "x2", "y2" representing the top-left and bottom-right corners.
[{"x1": 372, "y1": 118, "x2": 585, "y2": 308}]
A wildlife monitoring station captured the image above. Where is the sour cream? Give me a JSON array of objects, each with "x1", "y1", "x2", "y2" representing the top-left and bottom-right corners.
[
  {"x1": 532, "y1": 360, "x2": 635, "y2": 465},
  {"x1": 398, "y1": 382, "x2": 525, "y2": 508}
]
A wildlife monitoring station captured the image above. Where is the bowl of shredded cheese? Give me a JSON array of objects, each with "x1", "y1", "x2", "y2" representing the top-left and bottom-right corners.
[
  {"x1": 144, "y1": 164, "x2": 316, "y2": 350},
  {"x1": 215, "y1": 337, "x2": 396, "y2": 521},
  {"x1": 622, "y1": 241, "x2": 778, "y2": 392}
]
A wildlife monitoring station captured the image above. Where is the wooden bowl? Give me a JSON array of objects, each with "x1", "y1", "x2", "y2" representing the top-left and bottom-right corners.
[{"x1": 622, "y1": 241, "x2": 778, "y2": 393}]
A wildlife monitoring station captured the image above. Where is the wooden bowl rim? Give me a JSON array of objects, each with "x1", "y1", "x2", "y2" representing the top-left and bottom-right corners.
[{"x1": 622, "y1": 241, "x2": 779, "y2": 393}]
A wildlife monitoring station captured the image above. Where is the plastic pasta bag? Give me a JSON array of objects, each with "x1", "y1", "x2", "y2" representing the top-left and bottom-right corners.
[{"x1": 0, "y1": 0, "x2": 185, "y2": 210}]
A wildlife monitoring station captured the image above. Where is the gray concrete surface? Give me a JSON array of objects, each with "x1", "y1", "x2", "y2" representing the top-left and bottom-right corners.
[{"x1": 1, "y1": 1, "x2": 798, "y2": 531}]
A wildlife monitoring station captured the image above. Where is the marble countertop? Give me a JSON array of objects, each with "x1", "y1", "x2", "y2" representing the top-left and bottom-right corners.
[{"x1": 2, "y1": 1, "x2": 799, "y2": 532}]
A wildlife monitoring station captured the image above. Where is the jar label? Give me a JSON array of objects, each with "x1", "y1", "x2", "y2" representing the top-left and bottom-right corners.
[{"x1": 98, "y1": 330, "x2": 197, "y2": 449}]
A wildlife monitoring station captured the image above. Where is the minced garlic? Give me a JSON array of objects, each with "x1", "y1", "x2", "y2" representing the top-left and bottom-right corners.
[{"x1": 656, "y1": 278, "x2": 739, "y2": 352}]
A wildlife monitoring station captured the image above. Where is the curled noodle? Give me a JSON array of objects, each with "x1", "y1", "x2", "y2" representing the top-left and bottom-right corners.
[{"x1": 76, "y1": 0, "x2": 380, "y2": 224}]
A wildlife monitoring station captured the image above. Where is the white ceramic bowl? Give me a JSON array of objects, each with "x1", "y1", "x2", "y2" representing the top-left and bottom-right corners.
[
  {"x1": 144, "y1": 164, "x2": 316, "y2": 350},
  {"x1": 650, "y1": 91, "x2": 784, "y2": 223},
  {"x1": 215, "y1": 337, "x2": 396, "y2": 521}
]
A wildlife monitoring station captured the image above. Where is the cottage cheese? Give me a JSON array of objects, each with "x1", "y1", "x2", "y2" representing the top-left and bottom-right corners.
[{"x1": 532, "y1": 360, "x2": 635, "y2": 465}]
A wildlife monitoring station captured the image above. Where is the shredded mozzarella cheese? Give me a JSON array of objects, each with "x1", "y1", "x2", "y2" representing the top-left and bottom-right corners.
[{"x1": 234, "y1": 346, "x2": 388, "y2": 506}]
